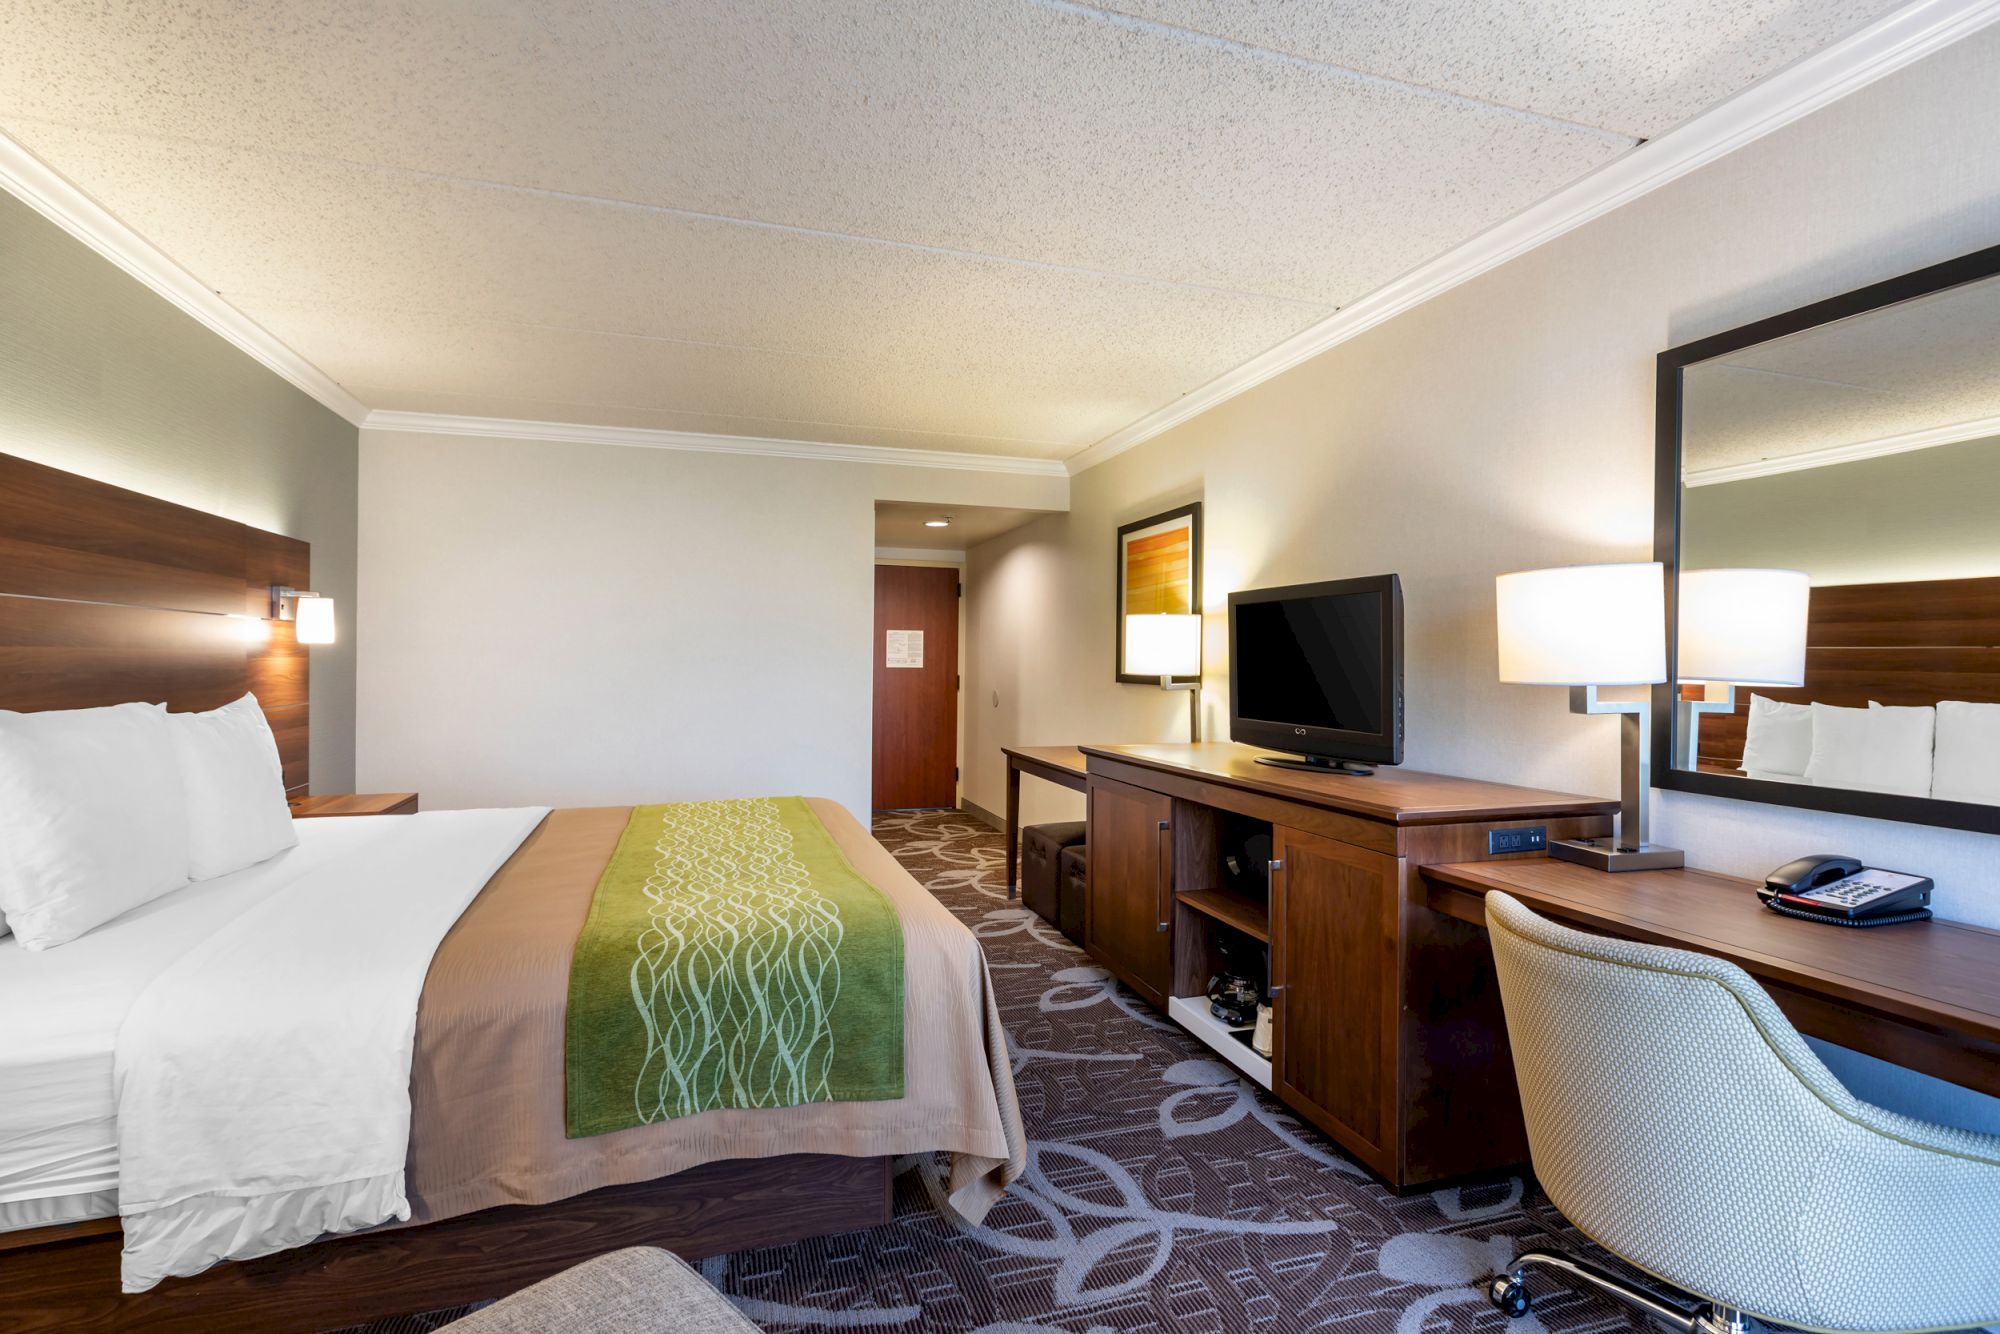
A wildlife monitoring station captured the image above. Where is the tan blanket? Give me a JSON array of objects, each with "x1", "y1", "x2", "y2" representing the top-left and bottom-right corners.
[{"x1": 404, "y1": 800, "x2": 1025, "y2": 1226}]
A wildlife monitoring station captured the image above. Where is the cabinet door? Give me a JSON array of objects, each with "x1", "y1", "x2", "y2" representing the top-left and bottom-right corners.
[
  {"x1": 1085, "y1": 777, "x2": 1174, "y2": 1007},
  {"x1": 1272, "y1": 825, "x2": 1399, "y2": 1173}
]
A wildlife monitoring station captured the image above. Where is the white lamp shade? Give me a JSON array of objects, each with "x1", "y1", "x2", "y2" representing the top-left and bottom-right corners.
[
  {"x1": 294, "y1": 595, "x2": 337, "y2": 645},
  {"x1": 1496, "y1": 563, "x2": 1665, "y2": 686},
  {"x1": 1125, "y1": 613, "x2": 1201, "y2": 677},
  {"x1": 1677, "y1": 568, "x2": 1809, "y2": 686}
]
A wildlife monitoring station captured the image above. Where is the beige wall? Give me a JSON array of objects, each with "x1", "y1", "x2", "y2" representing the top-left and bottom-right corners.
[
  {"x1": 357, "y1": 428, "x2": 1062, "y2": 817},
  {"x1": 1683, "y1": 433, "x2": 2000, "y2": 584},
  {"x1": 966, "y1": 25, "x2": 2000, "y2": 930},
  {"x1": 0, "y1": 191, "x2": 359, "y2": 790}
]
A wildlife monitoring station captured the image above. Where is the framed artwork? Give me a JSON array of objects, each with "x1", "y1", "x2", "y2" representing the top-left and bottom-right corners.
[{"x1": 1114, "y1": 501, "x2": 1202, "y2": 684}]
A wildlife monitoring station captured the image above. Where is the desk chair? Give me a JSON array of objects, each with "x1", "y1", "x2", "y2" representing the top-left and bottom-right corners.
[{"x1": 1483, "y1": 890, "x2": 2000, "y2": 1334}]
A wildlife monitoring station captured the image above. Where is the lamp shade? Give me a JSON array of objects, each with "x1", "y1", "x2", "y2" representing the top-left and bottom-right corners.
[
  {"x1": 1125, "y1": 613, "x2": 1201, "y2": 677},
  {"x1": 294, "y1": 595, "x2": 337, "y2": 645},
  {"x1": 1677, "y1": 568, "x2": 1808, "y2": 686},
  {"x1": 1496, "y1": 563, "x2": 1665, "y2": 686}
]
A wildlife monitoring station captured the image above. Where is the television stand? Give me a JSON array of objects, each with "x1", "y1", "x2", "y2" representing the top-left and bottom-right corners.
[
  {"x1": 1076, "y1": 742, "x2": 1617, "y2": 1189},
  {"x1": 1255, "y1": 753, "x2": 1377, "y2": 776}
]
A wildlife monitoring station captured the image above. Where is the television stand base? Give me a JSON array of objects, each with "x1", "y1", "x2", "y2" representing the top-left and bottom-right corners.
[{"x1": 1254, "y1": 754, "x2": 1377, "y2": 777}]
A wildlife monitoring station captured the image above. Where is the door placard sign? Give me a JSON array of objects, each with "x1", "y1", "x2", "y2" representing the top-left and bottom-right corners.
[{"x1": 885, "y1": 629, "x2": 924, "y2": 668}]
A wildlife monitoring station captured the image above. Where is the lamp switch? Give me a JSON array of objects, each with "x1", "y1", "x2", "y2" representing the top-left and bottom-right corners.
[{"x1": 1489, "y1": 826, "x2": 1548, "y2": 855}]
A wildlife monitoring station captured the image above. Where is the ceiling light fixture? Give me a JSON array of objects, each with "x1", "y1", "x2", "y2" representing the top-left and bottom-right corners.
[{"x1": 924, "y1": 517, "x2": 952, "y2": 528}]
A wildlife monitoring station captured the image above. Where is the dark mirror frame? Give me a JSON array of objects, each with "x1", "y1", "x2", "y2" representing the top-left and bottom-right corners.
[{"x1": 1652, "y1": 241, "x2": 2000, "y2": 838}]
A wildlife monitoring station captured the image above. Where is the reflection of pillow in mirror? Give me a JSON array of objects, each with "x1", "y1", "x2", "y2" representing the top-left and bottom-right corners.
[
  {"x1": 1932, "y1": 701, "x2": 2000, "y2": 805},
  {"x1": 1804, "y1": 701, "x2": 1934, "y2": 798},
  {"x1": 1739, "y1": 694, "x2": 1814, "y2": 778}
]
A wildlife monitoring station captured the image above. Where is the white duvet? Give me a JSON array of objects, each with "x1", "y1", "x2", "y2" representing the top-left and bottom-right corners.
[{"x1": 115, "y1": 806, "x2": 547, "y2": 1292}]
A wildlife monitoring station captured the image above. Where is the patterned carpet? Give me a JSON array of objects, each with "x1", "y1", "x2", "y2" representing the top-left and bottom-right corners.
[{"x1": 351, "y1": 809, "x2": 1651, "y2": 1334}]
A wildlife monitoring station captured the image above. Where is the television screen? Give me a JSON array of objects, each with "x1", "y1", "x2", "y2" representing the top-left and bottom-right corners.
[
  {"x1": 1228, "y1": 575, "x2": 1402, "y2": 768},
  {"x1": 1234, "y1": 592, "x2": 1385, "y2": 734}
]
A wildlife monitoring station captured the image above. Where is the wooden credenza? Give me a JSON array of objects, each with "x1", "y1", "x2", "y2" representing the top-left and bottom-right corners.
[{"x1": 1081, "y1": 743, "x2": 1616, "y2": 1190}]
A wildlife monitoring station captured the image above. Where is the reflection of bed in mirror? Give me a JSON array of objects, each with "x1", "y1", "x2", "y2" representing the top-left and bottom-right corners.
[
  {"x1": 1657, "y1": 243, "x2": 2000, "y2": 834},
  {"x1": 1682, "y1": 574, "x2": 2000, "y2": 803}
]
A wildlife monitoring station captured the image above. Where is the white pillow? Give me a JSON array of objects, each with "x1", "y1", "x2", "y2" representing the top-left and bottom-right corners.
[
  {"x1": 170, "y1": 693, "x2": 299, "y2": 880},
  {"x1": 1804, "y1": 701, "x2": 1935, "y2": 798},
  {"x1": 1932, "y1": 700, "x2": 2000, "y2": 806},
  {"x1": 1738, "y1": 694, "x2": 1814, "y2": 779},
  {"x1": 0, "y1": 702, "x2": 191, "y2": 951}
]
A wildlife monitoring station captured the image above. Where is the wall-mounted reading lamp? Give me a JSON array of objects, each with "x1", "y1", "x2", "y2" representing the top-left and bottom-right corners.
[
  {"x1": 270, "y1": 586, "x2": 337, "y2": 645},
  {"x1": 1124, "y1": 612, "x2": 1202, "y2": 742}
]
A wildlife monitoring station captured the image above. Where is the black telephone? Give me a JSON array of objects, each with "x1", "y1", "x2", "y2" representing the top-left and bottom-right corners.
[{"x1": 1760, "y1": 856, "x2": 1934, "y2": 926}]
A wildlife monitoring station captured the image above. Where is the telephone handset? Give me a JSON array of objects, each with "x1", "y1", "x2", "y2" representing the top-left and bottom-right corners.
[{"x1": 1760, "y1": 855, "x2": 1933, "y2": 926}]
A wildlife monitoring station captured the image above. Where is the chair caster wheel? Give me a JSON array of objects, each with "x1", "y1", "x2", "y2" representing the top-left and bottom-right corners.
[{"x1": 1489, "y1": 1275, "x2": 1532, "y2": 1318}]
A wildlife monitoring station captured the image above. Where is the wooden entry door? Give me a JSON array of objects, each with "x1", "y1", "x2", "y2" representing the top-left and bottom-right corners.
[{"x1": 872, "y1": 565, "x2": 959, "y2": 810}]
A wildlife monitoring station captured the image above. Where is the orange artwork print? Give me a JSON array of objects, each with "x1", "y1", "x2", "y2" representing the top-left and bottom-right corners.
[{"x1": 1124, "y1": 527, "x2": 1192, "y2": 616}]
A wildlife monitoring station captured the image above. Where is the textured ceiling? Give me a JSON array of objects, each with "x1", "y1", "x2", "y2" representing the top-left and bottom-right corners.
[
  {"x1": 1683, "y1": 274, "x2": 2000, "y2": 475},
  {"x1": 0, "y1": 0, "x2": 1907, "y2": 461}
]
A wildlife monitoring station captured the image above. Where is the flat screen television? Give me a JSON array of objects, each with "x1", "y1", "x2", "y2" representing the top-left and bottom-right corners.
[{"x1": 1228, "y1": 575, "x2": 1404, "y2": 774}]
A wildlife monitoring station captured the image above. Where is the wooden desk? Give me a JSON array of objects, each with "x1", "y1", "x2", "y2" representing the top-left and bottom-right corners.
[
  {"x1": 1001, "y1": 746, "x2": 1088, "y2": 899},
  {"x1": 1422, "y1": 858, "x2": 2000, "y2": 1100}
]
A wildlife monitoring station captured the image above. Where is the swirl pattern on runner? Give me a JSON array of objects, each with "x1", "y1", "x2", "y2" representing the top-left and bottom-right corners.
[{"x1": 627, "y1": 798, "x2": 845, "y2": 1120}]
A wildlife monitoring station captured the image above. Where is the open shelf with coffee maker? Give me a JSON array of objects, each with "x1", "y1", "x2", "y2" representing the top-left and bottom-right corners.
[
  {"x1": 1086, "y1": 576, "x2": 1618, "y2": 1188},
  {"x1": 1166, "y1": 809, "x2": 1276, "y2": 1090}
]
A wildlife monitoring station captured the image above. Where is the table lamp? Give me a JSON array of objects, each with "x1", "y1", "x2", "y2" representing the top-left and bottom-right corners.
[
  {"x1": 1496, "y1": 562, "x2": 1681, "y2": 871},
  {"x1": 1674, "y1": 568, "x2": 1809, "y2": 770},
  {"x1": 1125, "y1": 612, "x2": 1202, "y2": 741}
]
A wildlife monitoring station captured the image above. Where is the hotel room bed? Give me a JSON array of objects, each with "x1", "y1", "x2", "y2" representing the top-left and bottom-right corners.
[
  {"x1": 0, "y1": 800, "x2": 1026, "y2": 1290},
  {"x1": 405, "y1": 798, "x2": 1022, "y2": 1225},
  {"x1": 0, "y1": 456, "x2": 1024, "y2": 1322}
]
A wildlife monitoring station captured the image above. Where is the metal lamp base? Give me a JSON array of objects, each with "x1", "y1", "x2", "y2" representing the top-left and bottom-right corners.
[{"x1": 1550, "y1": 837, "x2": 1685, "y2": 873}]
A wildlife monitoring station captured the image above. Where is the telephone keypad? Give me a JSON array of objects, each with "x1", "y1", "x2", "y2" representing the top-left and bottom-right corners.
[{"x1": 1799, "y1": 871, "x2": 1927, "y2": 912}]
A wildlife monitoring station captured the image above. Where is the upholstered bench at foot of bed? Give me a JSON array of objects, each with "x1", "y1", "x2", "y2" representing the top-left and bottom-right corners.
[{"x1": 445, "y1": 1247, "x2": 760, "y2": 1333}]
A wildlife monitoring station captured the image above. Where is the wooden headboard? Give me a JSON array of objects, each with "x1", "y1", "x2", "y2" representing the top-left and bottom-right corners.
[
  {"x1": 1690, "y1": 575, "x2": 2000, "y2": 773},
  {"x1": 0, "y1": 452, "x2": 311, "y2": 791}
]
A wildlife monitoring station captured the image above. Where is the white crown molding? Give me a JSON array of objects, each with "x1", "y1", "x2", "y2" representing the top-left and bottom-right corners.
[
  {"x1": 0, "y1": 131, "x2": 370, "y2": 426},
  {"x1": 1063, "y1": 0, "x2": 2000, "y2": 478},
  {"x1": 361, "y1": 410, "x2": 1072, "y2": 476},
  {"x1": 1683, "y1": 412, "x2": 2000, "y2": 487}
]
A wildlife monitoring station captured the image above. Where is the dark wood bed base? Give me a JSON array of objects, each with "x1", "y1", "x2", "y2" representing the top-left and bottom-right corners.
[
  {"x1": 0, "y1": 455, "x2": 903, "y2": 1327},
  {"x1": 1, "y1": 1153, "x2": 895, "y2": 1332}
]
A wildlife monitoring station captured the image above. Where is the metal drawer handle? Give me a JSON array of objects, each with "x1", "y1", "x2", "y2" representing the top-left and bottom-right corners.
[{"x1": 1155, "y1": 820, "x2": 1171, "y2": 933}]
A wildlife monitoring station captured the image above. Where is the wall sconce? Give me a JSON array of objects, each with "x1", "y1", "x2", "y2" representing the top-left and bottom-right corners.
[
  {"x1": 271, "y1": 586, "x2": 337, "y2": 645},
  {"x1": 1124, "y1": 612, "x2": 1202, "y2": 741}
]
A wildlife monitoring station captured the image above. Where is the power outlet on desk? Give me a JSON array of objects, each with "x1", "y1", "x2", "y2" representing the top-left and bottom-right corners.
[{"x1": 1489, "y1": 826, "x2": 1548, "y2": 855}]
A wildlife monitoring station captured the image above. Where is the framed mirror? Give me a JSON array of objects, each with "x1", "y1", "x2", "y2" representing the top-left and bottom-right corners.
[{"x1": 1654, "y1": 243, "x2": 2000, "y2": 836}]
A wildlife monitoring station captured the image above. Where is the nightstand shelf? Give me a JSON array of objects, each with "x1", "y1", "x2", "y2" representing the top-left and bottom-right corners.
[{"x1": 288, "y1": 793, "x2": 420, "y2": 818}]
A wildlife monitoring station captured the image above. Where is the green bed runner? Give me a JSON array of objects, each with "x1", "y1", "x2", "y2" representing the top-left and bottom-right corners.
[{"x1": 565, "y1": 797, "x2": 905, "y2": 1137}]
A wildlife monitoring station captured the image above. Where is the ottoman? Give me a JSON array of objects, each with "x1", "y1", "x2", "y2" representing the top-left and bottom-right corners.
[
  {"x1": 1020, "y1": 820, "x2": 1086, "y2": 927},
  {"x1": 1058, "y1": 843, "x2": 1088, "y2": 946}
]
